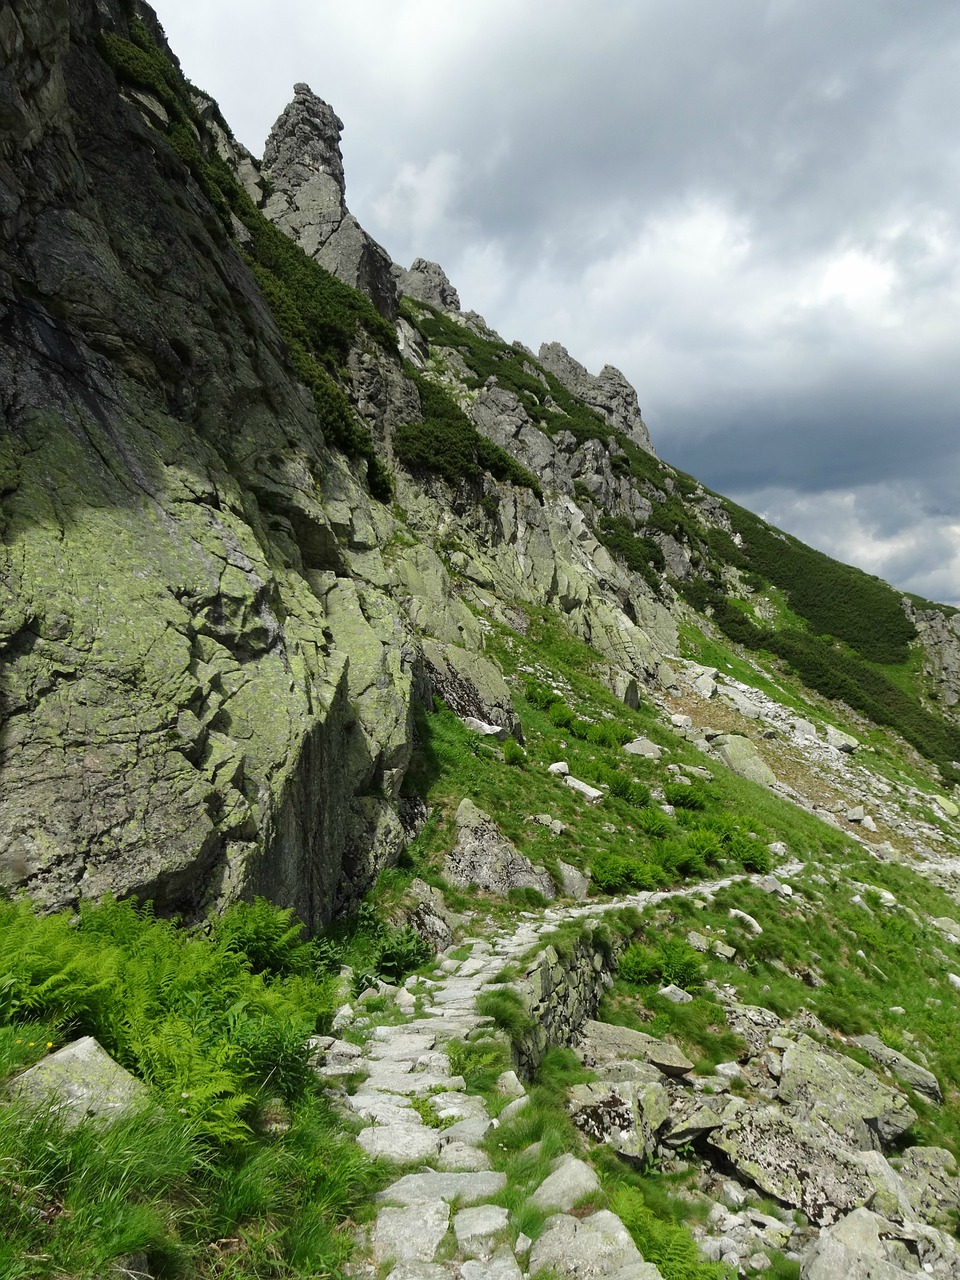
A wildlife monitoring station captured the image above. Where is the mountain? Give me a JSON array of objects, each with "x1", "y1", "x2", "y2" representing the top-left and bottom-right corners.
[{"x1": 2, "y1": 4, "x2": 960, "y2": 1278}]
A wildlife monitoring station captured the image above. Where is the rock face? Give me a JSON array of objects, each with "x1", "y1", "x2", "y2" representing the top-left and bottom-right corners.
[{"x1": 262, "y1": 84, "x2": 398, "y2": 319}]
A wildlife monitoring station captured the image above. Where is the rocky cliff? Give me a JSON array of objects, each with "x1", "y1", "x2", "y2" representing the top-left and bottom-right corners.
[
  {"x1": 2, "y1": 0, "x2": 959, "y2": 931},
  {"x1": 0, "y1": 0, "x2": 678, "y2": 925}
]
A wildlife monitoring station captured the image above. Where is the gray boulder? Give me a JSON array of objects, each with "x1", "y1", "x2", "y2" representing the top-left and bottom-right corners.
[
  {"x1": 569, "y1": 1080, "x2": 669, "y2": 1164},
  {"x1": 778, "y1": 1036, "x2": 917, "y2": 1150},
  {"x1": 9, "y1": 1036, "x2": 147, "y2": 1127},
  {"x1": 443, "y1": 799, "x2": 554, "y2": 898},
  {"x1": 707, "y1": 1101, "x2": 913, "y2": 1226},
  {"x1": 528, "y1": 1210, "x2": 658, "y2": 1280},
  {"x1": 393, "y1": 258, "x2": 461, "y2": 311},
  {"x1": 850, "y1": 1034, "x2": 942, "y2": 1104},
  {"x1": 714, "y1": 735, "x2": 777, "y2": 787},
  {"x1": 530, "y1": 1153, "x2": 601, "y2": 1211}
]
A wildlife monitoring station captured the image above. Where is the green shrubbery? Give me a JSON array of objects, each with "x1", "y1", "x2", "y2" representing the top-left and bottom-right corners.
[
  {"x1": 395, "y1": 369, "x2": 543, "y2": 498},
  {"x1": 618, "y1": 938, "x2": 705, "y2": 990}
]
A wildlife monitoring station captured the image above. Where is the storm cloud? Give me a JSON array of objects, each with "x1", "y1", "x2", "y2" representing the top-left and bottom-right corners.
[{"x1": 154, "y1": 0, "x2": 960, "y2": 603}]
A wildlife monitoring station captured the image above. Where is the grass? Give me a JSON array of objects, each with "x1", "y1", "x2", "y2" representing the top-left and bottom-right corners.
[{"x1": 0, "y1": 896, "x2": 390, "y2": 1278}]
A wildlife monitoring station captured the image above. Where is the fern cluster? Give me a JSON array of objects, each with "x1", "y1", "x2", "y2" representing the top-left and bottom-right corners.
[{"x1": 0, "y1": 895, "x2": 336, "y2": 1145}]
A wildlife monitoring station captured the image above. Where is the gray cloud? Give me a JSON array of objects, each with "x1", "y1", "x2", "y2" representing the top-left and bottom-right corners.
[{"x1": 153, "y1": 0, "x2": 960, "y2": 602}]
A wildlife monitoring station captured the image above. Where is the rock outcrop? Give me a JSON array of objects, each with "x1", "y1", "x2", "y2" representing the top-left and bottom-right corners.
[
  {"x1": 539, "y1": 342, "x2": 656, "y2": 456},
  {"x1": 392, "y1": 258, "x2": 461, "y2": 311},
  {"x1": 262, "y1": 83, "x2": 399, "y2": 319}
]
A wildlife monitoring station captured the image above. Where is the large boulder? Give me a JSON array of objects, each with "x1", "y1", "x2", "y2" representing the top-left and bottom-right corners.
[
  {"x1": 528, "y1": 1210, "x2": 658, "y2": 1280},
  {"x1": 707, "y1": 1101, "x2": 913, "y2": 1226},
  {"x1": 569, "y1": 1079, "x2": 670, "y2": 1164},
  {"x1": 714, "y1": 735, "x2": 777, "y2": 787},
  {"x1": 443, "y1": 799, "x2": 554, "y2": 898},
  {"x1": 777, "y1": 1036, "x2": 917, "y2": 1150}
]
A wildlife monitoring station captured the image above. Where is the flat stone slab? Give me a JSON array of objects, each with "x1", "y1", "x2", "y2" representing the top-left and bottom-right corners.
[
  {"x1": 528, "y1": 1210, "x2": 644, "y2": 1280},
  {"x1": 358, "y1": 1125, "x2": 442, "y2": 1162},
  {"x1": 453, "y1": 1204, "x2": 510, "y2": 1258},
  {"x1": 436, "y1": 1141, "x2": 493, "y2": 1171},
  {"x1": 368, "y1": 1034, "x2": 439, "y2": 1059},
  {"x1": 360, "y1": 1072, "x2": 466, "y2": 1096},
  {"x1": 376, "y1": 1170, "x2": 507, "y2": 1207},
  {"x1": 530, "y1": 1154, "x2": 601, "y2": 1211},
  {"x1": 10, "y1": 1036, "x2": 147, "y2": 1127},
  {"x1": 346, "y1": 1093, "x2": 417, "y2": 1126},
  {"x1": 461, "y1": 1249, "x2": 523, "y2": 1280},
  {"x1": 441, "y1": 1115, "x2": 495, "y2": 1145},
  {"x1": 370, "y1": 1200, "x2": 450, "y2": 1264}
]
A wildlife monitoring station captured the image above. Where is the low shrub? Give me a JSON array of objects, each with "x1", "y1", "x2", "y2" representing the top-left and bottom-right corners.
[
  {"x1": 618, "y1": 938, "x2": 704, "y2": 990},
  {"x1": 592, "y1": 852, "x2": 665, "y2": 894},
  {"x1": 663, "y1": 782, "x2": 708, "y2": 810}
]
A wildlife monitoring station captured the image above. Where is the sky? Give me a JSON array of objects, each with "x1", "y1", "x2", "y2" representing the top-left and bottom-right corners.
[{"x1": 153, "y1": 0, "x2": 960, "y2": 605}]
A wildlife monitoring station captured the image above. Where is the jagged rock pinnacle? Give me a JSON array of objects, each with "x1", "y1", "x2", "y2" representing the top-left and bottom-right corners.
[
  {"x1": 539, "y1": 342, "x2": 656, "y2": 456},
  {"x1": 392, "y1": 258, "x2": 461, "y2": 312},
  {"x1": 262, "y1": 84, "x2": 398, "y2": 320}
]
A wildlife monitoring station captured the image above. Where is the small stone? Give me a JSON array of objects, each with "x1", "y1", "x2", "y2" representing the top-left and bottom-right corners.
[
  {"x1": 564, "y1": 775, "x2": 604, "y2": 803},
  {"x1": 515, "y1": 1233, "x2": 532, "y2": 1255},
  {"x1": 671, "y1": 713, "x2": 693, "y2": 729},
  {"x1": 548, "y1": 761, "x2": 570, "y2": 775},
  {"x1": 495, "y1": 1070, "x2": 526, "y2": 1099},
  {"x1": 659, "y1": 984, "x2": 694, "y2": 1004},
  {"x1": 624, "y1": 737, "x2": 661, "y2": 759}
]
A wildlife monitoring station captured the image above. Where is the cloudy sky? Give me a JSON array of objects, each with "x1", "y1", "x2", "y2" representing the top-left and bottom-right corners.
[{"x1": 154, "y1": 0, "x2": 960, "y2": 604}]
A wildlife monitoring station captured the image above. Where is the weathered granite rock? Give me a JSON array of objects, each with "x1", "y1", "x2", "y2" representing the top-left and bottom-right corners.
[
  {"x1": 421, "y1": 640, "x2": 522, "y2": 741},
  {"x1": 376, "y1": 1170, "x2": 506, "y2": 1206},
  {"x1": 9, "y1": 1037, "x2": 147, "y2": 1126},
  {"x1": 577, "y1": 1020, "x2": 694, "y2": 1078},
  {"x1": 538, "y1": 343, "x2": 656, "y2": 456},
  {"x1": 707, "y1": 1101, "x2": 912, "y2": 1226},
  {"x1": 370, "y1": 1200, "x2": 450, "y2": 1264},
  {"x1": 453, "y1": 1204, "x2": 510, "y2": 1258},
  {"x1": 777, "y1": 1036, "x2": 917, "y2": 1150},
  {"x1": 393, "y1": 259, "x2": 461, "y2": 312},
  {"x1": 800, "y1": 1209, "x2": 914, "y2": 1280},
  {"x1": 895, "y1": 1146, "x2": 960, "y2": 1223},
  {"x1": 569, "y1": 1079, "x2": 669, "y2": 1163},
  {"x1": 530, "y1": 1154, "x2": 601, "y2": 1211},
  {"x1": 850, "y1": 1034, "x2": 942, "y2": 1104},
  {"x1": 528, "y1": 1210, "x2": 653, "y2": 1280},
  {"x1": 825, "y1": 725, "x2": 860, "y2": 752},
  {"x1": 444, "y1": 799, "x2": 554, "y2": 898}
]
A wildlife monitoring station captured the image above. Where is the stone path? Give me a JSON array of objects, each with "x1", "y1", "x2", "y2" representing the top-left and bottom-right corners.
[{"x1": 315, "y1": 884, "x2": 748, "y2": 1280}]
